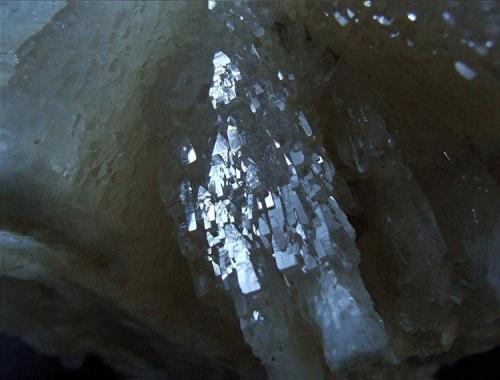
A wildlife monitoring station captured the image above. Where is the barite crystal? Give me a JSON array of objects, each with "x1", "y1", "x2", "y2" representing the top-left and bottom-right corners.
[{"x1": 169, "y1": 2, "x2": 394, "y2": 377}]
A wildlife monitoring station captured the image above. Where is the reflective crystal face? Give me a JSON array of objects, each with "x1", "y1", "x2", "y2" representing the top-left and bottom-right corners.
[{"x1": 209, "y1": 51, "x2": 242, "y2": 108}]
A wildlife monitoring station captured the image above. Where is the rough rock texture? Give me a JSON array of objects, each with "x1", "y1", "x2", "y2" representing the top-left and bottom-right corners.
[
  {"x1": 1, "y1": 1, "x2": 262, "y2": 378},
  {"x1": 1, "y1": 1, "x2": 499, "y2": 379}
]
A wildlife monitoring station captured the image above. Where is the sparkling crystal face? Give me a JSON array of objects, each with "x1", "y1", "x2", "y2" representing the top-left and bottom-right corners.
[
  {"x1": 181, "y1": 39, "x2": 349, "y2": 293},
  {"x1": 209, "y1": 51, "x2": 242, "y2": 109}
]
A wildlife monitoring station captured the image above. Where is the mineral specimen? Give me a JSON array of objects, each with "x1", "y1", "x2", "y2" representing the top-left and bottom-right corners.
[{"x1": 1, "y1": 0, "x2": 499, "y2": 379}]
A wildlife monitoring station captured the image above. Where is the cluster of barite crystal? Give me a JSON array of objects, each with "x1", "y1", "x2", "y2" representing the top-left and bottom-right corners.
[
  {"x1": 176, "y1": 1, "x2": 393, "y2": 376},
  {"x1": 182, "y1": 47, "x2": 349, "y2": 294}
]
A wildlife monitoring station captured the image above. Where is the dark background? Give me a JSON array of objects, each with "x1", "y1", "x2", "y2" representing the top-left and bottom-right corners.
[{"x1": 1, "y1": 333, "x2": 499, "y2": 380}]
